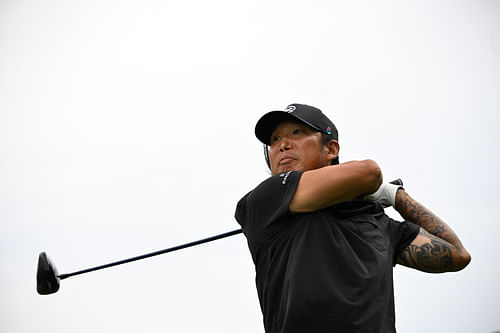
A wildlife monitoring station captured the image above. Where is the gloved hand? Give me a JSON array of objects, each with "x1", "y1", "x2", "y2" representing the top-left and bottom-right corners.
[{"x1": 364, "y1": 181, "x2": 403, "y2": 208}]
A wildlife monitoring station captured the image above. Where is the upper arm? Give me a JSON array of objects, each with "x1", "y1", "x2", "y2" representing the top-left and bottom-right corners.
[
  {"x1": 289, "y1": 159, "x2": 382, "y2": 213},
  {"x1": 396, "y1": 227, "x2": 470, "y2": 273}
]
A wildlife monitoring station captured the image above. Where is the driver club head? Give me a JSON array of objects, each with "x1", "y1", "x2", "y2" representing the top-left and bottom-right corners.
[{"x1": 37, "y1": 252, "x2": 60, "y2": 295}]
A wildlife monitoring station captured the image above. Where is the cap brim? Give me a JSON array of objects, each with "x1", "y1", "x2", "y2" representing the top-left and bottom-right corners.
[{"x1": 255, "y1": 111, "x2": 314, "y2": 145}]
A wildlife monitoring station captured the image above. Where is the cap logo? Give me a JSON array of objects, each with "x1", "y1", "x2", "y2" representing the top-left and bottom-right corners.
[
  {"x1": 284, "y1": 105, "x2": 296, "y2": 113},
  {"x1": 326, "y1": 126, "x2": 332, "y2": 135}
]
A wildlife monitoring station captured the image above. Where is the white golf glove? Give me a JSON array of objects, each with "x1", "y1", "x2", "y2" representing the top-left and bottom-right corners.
[{"x1": 364, "y1": 182, "x2": 403, "y2": 208}]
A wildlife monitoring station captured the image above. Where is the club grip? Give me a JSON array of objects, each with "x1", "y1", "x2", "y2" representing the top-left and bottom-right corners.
[{"x1": 389, "y1": 178, "x2": 403, "y2": 187}]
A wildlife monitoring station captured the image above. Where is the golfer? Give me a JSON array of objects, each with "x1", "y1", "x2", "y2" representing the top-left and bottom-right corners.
[{"x1": 235, "y1": 104, "x2": 471, "y2": 333}]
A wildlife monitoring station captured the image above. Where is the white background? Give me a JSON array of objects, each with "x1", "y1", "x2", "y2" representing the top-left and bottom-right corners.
[{"x1": 1, "y1": 1, "x2": 499, "y2": 332}]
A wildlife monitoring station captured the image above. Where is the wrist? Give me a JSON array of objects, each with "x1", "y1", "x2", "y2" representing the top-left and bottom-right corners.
[{"x1": 394, "y1": 188, "x2": 406, "y2": 211}]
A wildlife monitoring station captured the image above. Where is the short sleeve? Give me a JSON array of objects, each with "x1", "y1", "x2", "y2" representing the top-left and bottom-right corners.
[
  {"x1": 389, "y1": 220, "x2": 420, "y2": 265},
  {"x1": 235, "y1": 171, "x2": 303, "y2": 241}
]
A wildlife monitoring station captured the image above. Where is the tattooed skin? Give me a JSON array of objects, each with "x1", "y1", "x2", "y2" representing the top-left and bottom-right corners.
[
  {"x1": 395, "y1": 189, "x2": 470, "y2": 272},
  {"x1": 395, "y1": 190, "x2": 460, "y2": 244},
  {"x1": 397, "y1": 229, "x2": 454, "y2": 272}
]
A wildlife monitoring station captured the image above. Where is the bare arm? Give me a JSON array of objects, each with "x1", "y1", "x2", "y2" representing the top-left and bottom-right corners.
[
  {"x1": 395, "y1": 189, "x2": 471, "y2": 272},
  {"x1": 290, "y1": 159, "x2": 382, "y2": 213}
]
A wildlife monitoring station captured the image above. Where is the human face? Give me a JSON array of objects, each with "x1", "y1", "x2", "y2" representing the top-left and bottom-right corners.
[{"x1": 268, "y1": 121, "x2": 336, "y2": 175}]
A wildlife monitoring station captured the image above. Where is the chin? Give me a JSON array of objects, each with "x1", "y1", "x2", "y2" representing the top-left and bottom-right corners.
[{"x1": 274, "y1": 165, "x2": 303, "y2": 175}]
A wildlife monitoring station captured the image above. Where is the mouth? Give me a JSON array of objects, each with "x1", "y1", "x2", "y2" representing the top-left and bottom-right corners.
[{"x1": 279, "y1": 155, "x2": 297, "y2": 166}]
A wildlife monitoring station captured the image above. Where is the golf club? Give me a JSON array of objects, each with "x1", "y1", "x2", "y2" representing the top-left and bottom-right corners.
[
  {"x1": 36, "y1": 178, "x2": 404, "y2": 295},
  {"x1": 37, "y1": 229, "x2": 243, "y2": 295}
]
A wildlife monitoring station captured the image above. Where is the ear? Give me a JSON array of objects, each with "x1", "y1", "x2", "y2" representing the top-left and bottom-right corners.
[{"x1": 325, "y1": 140, "x2": 340, "y2": 164}]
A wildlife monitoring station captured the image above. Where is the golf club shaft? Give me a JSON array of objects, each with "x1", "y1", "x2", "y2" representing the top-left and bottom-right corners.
[
  {"x1": 57, "y1": 229, "x2": 243, "y2": 280},
  {"x1": 56, "y1": 179, "x2": 403, "y2": 280}
]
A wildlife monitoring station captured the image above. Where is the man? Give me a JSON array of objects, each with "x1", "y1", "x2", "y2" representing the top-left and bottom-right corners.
[{"x1": 234, "y1": 104, "x2": 471, "y2": 333}]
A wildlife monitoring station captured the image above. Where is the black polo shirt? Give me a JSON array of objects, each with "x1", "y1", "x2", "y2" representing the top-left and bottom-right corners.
[{"x1": 235, "y1": 171, "x2": 419, "y2": 333}]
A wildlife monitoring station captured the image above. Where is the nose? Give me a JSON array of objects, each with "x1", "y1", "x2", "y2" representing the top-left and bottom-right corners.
[{"x1": 279, "y1": 138, "x2": 292, "y2": 152}]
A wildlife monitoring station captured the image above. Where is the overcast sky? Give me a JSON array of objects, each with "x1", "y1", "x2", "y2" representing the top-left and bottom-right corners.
[{"x1": 1, "y1": 1, "x2": 499, "y2": 332}]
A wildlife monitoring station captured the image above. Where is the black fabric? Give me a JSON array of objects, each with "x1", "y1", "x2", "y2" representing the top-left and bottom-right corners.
[{"x1": 235, "y1": 171, "x2": 420, "y2": 333}]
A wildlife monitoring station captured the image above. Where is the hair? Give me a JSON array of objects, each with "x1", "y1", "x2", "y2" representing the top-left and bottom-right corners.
[{"x1": 263, "y1": 132, "x2": 339, "y2": 170}]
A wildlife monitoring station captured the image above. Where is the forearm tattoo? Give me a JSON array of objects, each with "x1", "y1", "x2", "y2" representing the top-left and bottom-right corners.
[
  {"x1": 395, "y1": 189, "x2": 469, "y2": 271},
  {"x1": 397, "y1": 229, "x2": 454, "y2": 272},
  {"x1": 395, "y1": 190, "x2": 463, "y2": 249}
]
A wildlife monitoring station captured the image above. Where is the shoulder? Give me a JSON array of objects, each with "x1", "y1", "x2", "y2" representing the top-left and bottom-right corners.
[
  {"x1": 239, "y1": 171, "x2": 303, "y2": 205},
  {"x1": 234, "y1": 171, "x2": 303, "y2": 228}
]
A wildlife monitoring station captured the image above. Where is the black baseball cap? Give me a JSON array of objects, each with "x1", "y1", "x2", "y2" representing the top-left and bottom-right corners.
[{"x1": 255, "y1": 103, "x2": 338, "y2": 145}]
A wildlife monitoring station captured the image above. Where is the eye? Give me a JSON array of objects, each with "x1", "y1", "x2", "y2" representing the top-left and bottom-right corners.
[
  {"x1": 271, "y1": 135, "x2": 280, "y2": 144},
  {"x1": 293, "y1": 129, "x2": 304, "y2": 135}
]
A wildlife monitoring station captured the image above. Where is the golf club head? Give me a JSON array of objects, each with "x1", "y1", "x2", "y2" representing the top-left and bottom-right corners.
[{"x1": 37, "y1": 252, "x2": 60, "y2": 295}]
